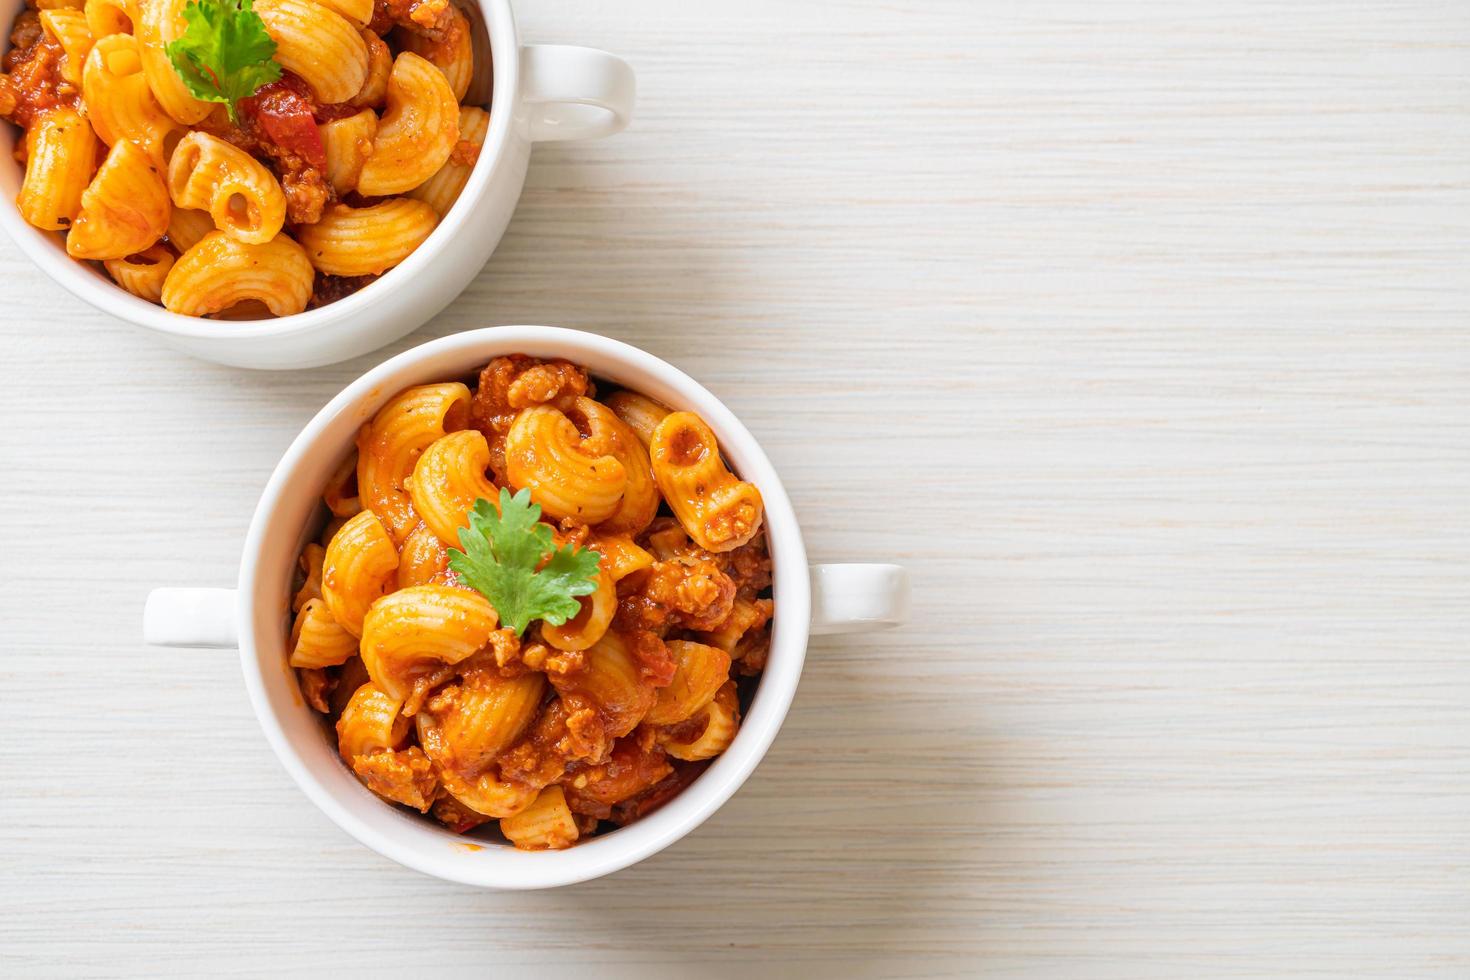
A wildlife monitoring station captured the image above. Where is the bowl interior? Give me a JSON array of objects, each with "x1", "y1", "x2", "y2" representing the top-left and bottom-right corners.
[
  {"x1": 240, "y1": 327, "x2": 810, "y2": 887},
  {"x1": 0, "y1": 0, "x2": 518, "y2": 340}
]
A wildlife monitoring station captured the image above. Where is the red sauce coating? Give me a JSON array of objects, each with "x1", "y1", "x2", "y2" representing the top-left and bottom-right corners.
[
  {"x1": 1, "y1": 12, "x2": 77, "y2": 130},
  {"x1": 203, "y1": 74, "x2": 341, "y2": 224},
  {"x1": 370, "y1": 0, "x2": 453, "y2": 38},
  {"x1": 239, "y1": 79, "x2": 327, "y2": 170}
]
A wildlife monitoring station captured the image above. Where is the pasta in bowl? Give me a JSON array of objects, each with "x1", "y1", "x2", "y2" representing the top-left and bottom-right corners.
[
  {"x1": 297, "y1": 356, "x2": 774, "y2": 850},
  {"x1": 144, "y1": 327, "x2": 908, "y2": 885},
  {"x1": 0, "y1": 0, "x2": 635, "y2": 368}
]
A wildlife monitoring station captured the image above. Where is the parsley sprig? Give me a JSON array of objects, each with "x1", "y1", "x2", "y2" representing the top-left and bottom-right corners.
[
  {"x1": 448, "y1": 489, "x2": 602, "y2": 637},
  {"x1": 165, "y1": 0, "x2": 282, "y2": 124}
]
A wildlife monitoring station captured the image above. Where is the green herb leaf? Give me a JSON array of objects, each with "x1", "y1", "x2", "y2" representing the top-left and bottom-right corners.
[
  {"x1": 165, "y1": 0, "x2": 281, "y2": 124},
  {"x1": 448, "y1": 488, "x2": 603, "y2": 637}
]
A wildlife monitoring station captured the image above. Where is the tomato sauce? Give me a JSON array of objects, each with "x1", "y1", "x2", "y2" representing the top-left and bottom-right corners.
[
  {"x1": 369, "y1": 0, "x2": 453, "y2": 38},
  {"x1": 205, "y1": 73, "x2": 364, "y2": 225},
  {"x1": 1, "y1": 12, "x2": 78, "y2": 130},
  {"x1": 239, "y1": 78, "x2": 327, "y2": 170}
]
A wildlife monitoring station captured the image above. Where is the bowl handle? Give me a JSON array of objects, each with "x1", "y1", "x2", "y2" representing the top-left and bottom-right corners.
[
  {"x1": 144, "y1": 587, "x2": 239, "y2": 648},
  {"x1": 521, "y1": 44, "x2": 635, "y2": 142},
  {"x1": 809, "y1": 564, "x2": 910, "y2": 635},
  {"x1": 141, "y1": 568, "x2": 911, "y2": 645}
]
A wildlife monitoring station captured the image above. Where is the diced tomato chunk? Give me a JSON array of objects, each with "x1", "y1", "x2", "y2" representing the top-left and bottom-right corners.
[{"x1": 240, "y1": 80, "x2": 326, "y2": 170}]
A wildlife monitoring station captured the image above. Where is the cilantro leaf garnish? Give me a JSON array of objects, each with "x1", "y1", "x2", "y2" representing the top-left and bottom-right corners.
[
  {"x1": 448, "y1": 489, "x2": 602, "y2": 637},
  {"x1": 165, "y1": 0, "x2": 282, "y2": 124}
]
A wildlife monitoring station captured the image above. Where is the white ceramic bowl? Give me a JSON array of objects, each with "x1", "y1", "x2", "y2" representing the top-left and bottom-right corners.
[
  {"x1": 0, "y1": 3, "x2": 634, "y2": 370},
  {"x1": 143, "y1": 326, "x2": 909, "y2": 888}
]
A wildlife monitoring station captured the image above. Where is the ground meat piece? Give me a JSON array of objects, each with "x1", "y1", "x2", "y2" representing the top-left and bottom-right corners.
[
  {"x1": 609, "y1": 760, "x2": 710, "y2": 826},
  {"x1": 639, "y1": 518, "x2": 771, "y2": 599},
  {"x1": 309, "y1": 274, "x2": 378, "y2": 308},
  {"x1": 722, "y1": 537, "x2": 773, "y2": 598},
  {"x1": 5, "y1": 10, "x2": 41, "y2": 62},
  {"x1": 661, "y1": 710, "x2": 713, "y2": 748},
  {"x1": 279, "y1": 162, "x2": 330, "y2": 224},
  {"x1": 628, "y1": 629, "x2": 676, "y2": 687},
  {"x1": 508, "y1": 361, "x2": 590, "y2": 409},
  {"x1": 351, "y1": 747, "x2": 438, "y2": 811},
  {"x1": 370, "y1": 0, "x2": 452, "y2": 37},
  {"x1": 469, "y1": 356, "x2": 591, "y2": 483},
  {"x1": 615, "y1": 555, "x2": 736, "y2": 635},
  {"x1": 554, "y1": 518, "x2": 592, "y2": 551},
  {"x1": 735, "y1": 629, "x2": 770, "y2": 675},
  {"x1": 0, "y1": 74, "x2": 16, "y2": 122},
  {"x1": 430, "y1": 793, "x2": 490, "y2": 834},
  {"x1": 496, "y1": 694, "x2": 608, "y2": 790},
  {"x1": 203, "y1": 74, "x2": 336, "y2": 224},
  {"x1": 1, "y1": 13, "x2": 78, "y2": 129},
  {"x1": 298, "y1": 668, "x2": 335, "y2": 713},
  {"x1": 449, "y1": 138, "x2": 480, "y2": 168},
  {"x1": 239, "y1": 78, "x2": 326, "y2": 167},
  {"x1": 562, "y1": 735, "x2": 672, "y2": 820}
]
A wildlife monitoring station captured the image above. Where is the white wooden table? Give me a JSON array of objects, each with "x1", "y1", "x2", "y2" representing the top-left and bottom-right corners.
[{"x1": 3, "y1": 1, "x2": 1468, "y2": 975}]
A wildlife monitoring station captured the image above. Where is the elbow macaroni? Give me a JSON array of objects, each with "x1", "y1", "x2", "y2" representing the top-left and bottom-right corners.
[
  {"x1": 166, "y1": 132, "x2": 286, "y2": 246},
  {"x1": 337, "y1": 682, "x2": 409, "y2": 759},
  {"x1": 407, "y1": 429, "x2": 499, "y2": 548},
  {"x1": 645, "y1": 640, "x2": 731, "y2": 726},
  {"x1": 294, "y1": 542, "x2": 326, "y2": 612},
  {"x1": 605, "y1": 391, "x2": 671, "y2": 449},
  {"x1": 321, "y1": 508, "x2": 400, "y2": 638},
  {"x1": 407, "y1": 105, "x2": 487, "y2": 217},
  {"x1": 539, "y1": 563, "x2": 616, "y2": 652},
  {"x1": 296, "y1": 199, "x2": 438, "y2": 276},
  {"x1": 290, "y1": 597, "x2": 360, "y2": 669},
  {"x1": 82, "y1": 0, "x2": 135, "y2": 37},
  {"x1": 322, "y1": 451, "x2": 362, "y2": 518},
  {"x1": 395, "y1": 6, "x2": 472, "y2": 101},
  {"x1": 351, "y1": 27, "x2": 392, "y2": 107},
  {"x1": 650, "y1": 412, "x2": 766, "y2": 553},
  {"x1": 103, "y1": 243, "x2": 174, "y2": 302},
  {"x1": 550, "y1": 629, "x2": 656, "y2": 741},
  {"x1": 416, "y1": 669, "x2": 545, "y2": 778},
  {"x1": 397, "y1": 523, "x2": 451, "y2": 589},
  {"x1": 164, "y1": 206, "x2": 214, "y2": 254},
  {"x1": 66, "y1": 138, "x2": 170, "y2": 260},
  {"x1": 18, "y1": 107, "x2": 98, "y2": 230},
  {"x1": 504, "y1": 404, "x2": 628, "y2": 525},
  {"x1": 39, "y1": 8, "x2": 93, "y2": 86},
  {"x1": 137, "y1": 0, "x2": 213, "y2": 124},
  {"x1": 355, "y1": 51, "x2": 459, "y2": 197},
  {"x1": 3, "y1": 0, "x2": 491, "y2": 318},
  {"x1": 500, "y1": 785, "x2": 579, "y2": 850},
  {"x1": 82, "y1": 34, "x2": 176, "y2": 164},
  {"x1": 318, "y1": 109, "x2": 378, "y2": 196},
  {"x1": 161, "y1": 230, "x2": 314, "y2": 316},
  {"x1": 357, "y1": 382, "x2": 471, "y2": 544},
  {"x1": 289, "y1": 358, "x2": 773, "y2": 849},
  {"x1": 660, "y1": 681, "x2": 739, "y2": 761},
  {"x1": 313, "y1": 0, "x2": 371, "y2": 28},
  {"x1": 253, "y1": 0, "x2": 368, "y2": 104},
  {"x1": 359, "y1": 584, "x2": 500, "y2": 704}
]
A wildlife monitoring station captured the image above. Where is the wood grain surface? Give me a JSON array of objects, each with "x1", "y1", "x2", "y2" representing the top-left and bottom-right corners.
[{"x1": 2, "y1": 0, "x2": 1468, "y2": 976}]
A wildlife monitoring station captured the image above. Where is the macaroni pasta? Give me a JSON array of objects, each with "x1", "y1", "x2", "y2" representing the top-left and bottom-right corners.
[
  {"x1": 288, "y1": 355, "x2": 774, "y2": 850},
  {"x1": 1, "y1": 0, "x2": 490, "y2": 315}
]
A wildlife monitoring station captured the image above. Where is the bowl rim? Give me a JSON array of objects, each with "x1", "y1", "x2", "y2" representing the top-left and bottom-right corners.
[
  {"x1": 236, "y1": 325, "x2": 811, "y2": 888},
  {"x1": 0, "y1": 0, "x2": 520, "y2": 341}
]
